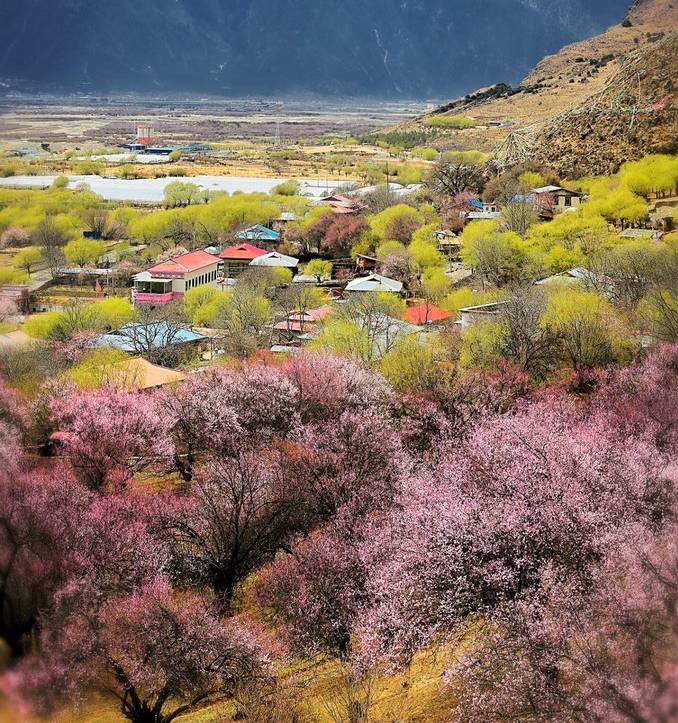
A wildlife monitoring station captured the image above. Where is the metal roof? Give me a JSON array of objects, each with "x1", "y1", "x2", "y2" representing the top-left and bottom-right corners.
[
  {"x1": 147, "y1": 250, "x2": 220, "y2": 276},
  {"x1": 219, "y1": 243, "x2": 268, "y2": 260},
  {"x1": 234, "y1": 224, "x2": 280, "y2": 242},
  {"x1": 249, "y1": 251, "x2": 299, "y2": 268},
  {"x1": 94, "y1": 321, "x2": 207, "y2": 352},
  {"x1": 345, "y1": 274, "x2": 403, "y2": 293}
]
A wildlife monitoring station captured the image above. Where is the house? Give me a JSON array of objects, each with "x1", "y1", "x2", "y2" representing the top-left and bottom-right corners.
[
  {"x1": 96, "y1": 357, "x2": 186, "y2": 391},
  {"x1": 132, "y1": 250, "x2": 220, "y2": 305},
  {"x1": 319, "y1": 194, "x2": 366, "y2": 215},
  {"x1": 234, "y1": 224, "x2": 280, "y2": 245},
  {"x1": 355, "y1": 254, "x2": 379, "y2": 272},
  {"x1": 272, "y1": 212, "x2": 298, "y2": 232},
  {"x1": 355, "y1": 313, "x2": 422, "y2": 360},
  {"x1": 344, "y1": 273, "x2": 403, "y2": 294},
  {"x1": 403, "y1": 303, "x2": 452, "y2": 326},
  {"x1": 94, "y1": 321, "x2": 207, "y2": 354},
  {"x1": 219, "y1": 243, "x2": 268, "y2": 277},
  {"x1": 447, "y1": 196, "x2": 483, "y2": 215},
  {"x1": 535, "y1": 267, "x2": 600, "y2": 287},
  {"x1": 649, "y1": 206, "x2": 674, "y2": 232},
  {"x1": 435, "y1": 230, "x2": 462, "y2": 257},
  {"x1": 458, "y1": 301, "x2": 508, "y2": 330},
  {"x1": 274, "y1": 305, "x2": 334, "y2": 336},
  {"x1": 646, "y1": 186, "x2": 677, "y2": 230},
  {"x1": 249, "y1": 251, "x2": 299, "y2": 269},
  {"x1": 531, "y1": 185, "x2": 582, "y2": 214},
  {"x1": 468, "y1": 210, "x2": 502, "y2": 220}
]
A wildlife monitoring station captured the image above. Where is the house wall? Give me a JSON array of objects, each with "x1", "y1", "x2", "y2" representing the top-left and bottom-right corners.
[
  {"x1": 175, "y1": 263, "x2": 221, "y2": 293},
  {"x1": 555, "y1": 194, "x2": 581, "y2": 210},
  {"x1": 222, "y1": 260, "x2": 252, "y2": 277}
]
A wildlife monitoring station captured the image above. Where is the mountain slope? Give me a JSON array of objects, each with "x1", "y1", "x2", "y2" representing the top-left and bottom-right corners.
[
  {"x1": 535, "y1": 32, "x2": 678, "y2": 176},
  {"x1": 410, "y1": 0, "x2": 677, "y2": 175},
  {"x1": 425, "y1": 0, "x2": 678, "y2": 127},
  {"x1": 0, "y1": 0, "x2": 628, "y2": 97}
]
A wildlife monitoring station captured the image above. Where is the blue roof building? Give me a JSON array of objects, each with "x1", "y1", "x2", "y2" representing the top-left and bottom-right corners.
[
  {"x1": 234, "y1": 224, "x2": 280, "y2": 243},
  {"x1": 94, "y1": 321, "x2": 207, "y2": 353}
]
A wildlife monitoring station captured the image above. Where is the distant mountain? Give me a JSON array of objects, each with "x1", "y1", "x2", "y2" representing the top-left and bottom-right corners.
[{"x1": 0, "y1": 0, "x2": 629, "y2": 97}]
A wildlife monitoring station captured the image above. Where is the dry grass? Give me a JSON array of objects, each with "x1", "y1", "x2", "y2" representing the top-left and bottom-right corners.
[{"x1": 0, "y1": 647, "x2": 461, "y2": 723}]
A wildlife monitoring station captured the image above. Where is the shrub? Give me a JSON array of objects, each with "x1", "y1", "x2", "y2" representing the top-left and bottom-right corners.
[{"x1": 424, "y1": 115, "x2": 476, "y2": 129}]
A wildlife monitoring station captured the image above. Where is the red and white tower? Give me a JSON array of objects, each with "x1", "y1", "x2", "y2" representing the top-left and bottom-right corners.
[{"x1": 136, "y1": 125, "x2": 154, "y2": 147}]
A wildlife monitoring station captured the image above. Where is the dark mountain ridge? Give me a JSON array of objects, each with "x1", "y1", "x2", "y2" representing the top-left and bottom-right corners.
[{"x1": 0, "y1": 0, "x2": 629, "y2": 97}]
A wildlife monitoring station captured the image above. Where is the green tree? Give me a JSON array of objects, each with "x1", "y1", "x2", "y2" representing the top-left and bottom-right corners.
[
  {"x1": 305, "y1": 259, "x2": 333, "y2": 283},
  {"x1": 410, "y1": 226, "x2": 445, "y2": 274},
  {"x1": 184, "y1": 285, "x2": 220, "y2": 326},
  {"x1": 87, "y1": 298, "x2": 136, "y2": 331},
  {"x1": 369, "y1": 204, "x2": 424, "y2": 242},
  {"x1": 541, "y1": 288, "x2": 634, "y2": 370},
  {"x1": 13, "y1": 247, "x2": 42, "y2": 275},
  {"x1": 164, "y1": 181, "x2": 201, "y2": 207},
  {"x1": 420, "y1": 267, "x2": 451, "y2": 302},
  {"x1": 271, "y1": 180, "x2": 300, "y2": 196},
  {"x1": 459, "y1": 319, "x2": 505, "y2": 370},
  {"x1": 380, "y1": 335, "x2": 441, "y2": 392},
  {"x1": 64, "y1": 238, "x2": 105, "y2": 267},
  {"x1": 309, "y1": 319, "x2": 370, "y2": 361},
  {"x1": 461, "y1": 222, "x2": 530, "y2": 287}
]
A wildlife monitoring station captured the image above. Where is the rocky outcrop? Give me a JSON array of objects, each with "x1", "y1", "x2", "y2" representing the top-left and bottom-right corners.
[{"x1": 536, "y1": 33, "x2": 677, "y2": 177}]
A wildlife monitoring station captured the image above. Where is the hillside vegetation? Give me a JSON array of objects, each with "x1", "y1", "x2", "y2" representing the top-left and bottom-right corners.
[{"x1": 411, "y1": 0, "x2": 677, "y2": 176}]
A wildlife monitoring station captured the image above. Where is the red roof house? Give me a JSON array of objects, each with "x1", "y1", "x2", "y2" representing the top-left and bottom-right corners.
[
  {"x1": 219, "y1": 243, "x2": 268, "y2": 277},
  {"x1": 219, "y1": 243, "x2": 268, "y2": 261},
  {"x1": 147, "y1": 250, "x2": 220, "y2": 277},
  {"x1": 403, "y1": 303, "x2": 452, "y2": 326},
  {"x1": 133, "y1": 250, "x2": 221, "y2": 305}
]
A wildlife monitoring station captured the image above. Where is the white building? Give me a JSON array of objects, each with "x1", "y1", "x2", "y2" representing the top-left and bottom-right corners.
[{"x1": 133, "y1": 250, "x2": 221, "y2": 305}]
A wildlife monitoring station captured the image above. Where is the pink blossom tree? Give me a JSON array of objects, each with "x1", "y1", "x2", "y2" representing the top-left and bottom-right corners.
[
  {"x1": 160, "y1": 372, "x2": 243, "y2": 481},
  {"x1": 217, "y1": 363, "x2": 300, "y2": 439},
  {"x1": 447, "y1": 527, "x2": 678, "y2": 723},
  {"x1": 282, "y1": 351, "x2": 395, "y2": 423},
  {"x1": 320, "y1": 215, "x2": 369, "y2": 258},
  {"x1": 282, "y1": 410, "x2": 409, "y2": 522},
  {"x1": 256, "y1": 521, "x2": 368, "y2": 660},
  {"x1": 0, "y1": 468, "x2": 90, "y2": 656},
  {"x1": 0, "y1": 376, "x2": 27, "y2": 470},
  {"x1": 6, "y1": 579, "x2": 269, "y2": 723},
  {"x1": 51, "y1": 387, "x2": 173, "y2": 491},
  {"x1": 161, "y1": 452, "x2": 302, "y2": 605},
  {"x1": 0, "y1": 225, "x2": 30, "y2": 249},
  {"x1": 357, "y1": 395, "x2": 672, "y2": 668},
  {"x1": 0, "y1": 296, "x2": 17, "y2": 324},
  {"x1": 593, "y1": 342, "x2": 678, "y2": 454},
  {"x1": 161, "y1": 364, "x2": 298, "y2": 480}
]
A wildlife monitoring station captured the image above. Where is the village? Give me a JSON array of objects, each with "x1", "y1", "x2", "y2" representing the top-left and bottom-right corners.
[
  {"x1": 0, "y1": 0, "x2": 677, "y2": 716},
  {"x1": 0, "y1": 135, "x2": 675, "y2": 390}
]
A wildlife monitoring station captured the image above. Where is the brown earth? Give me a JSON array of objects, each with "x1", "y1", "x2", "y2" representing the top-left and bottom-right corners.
[
  {"x1": 411, "y1": 0, "x2": 677, "y2": 171},
  {"x1": 535, "y1": 32, "x2": 677, "y2": 177}
]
